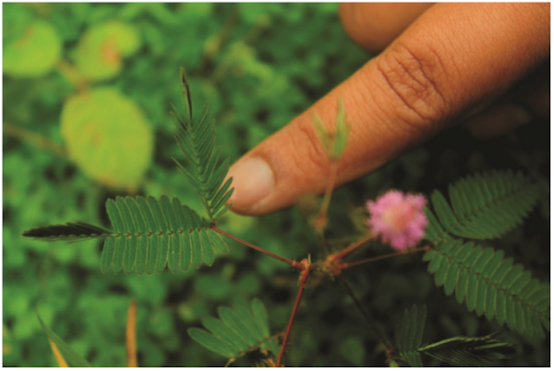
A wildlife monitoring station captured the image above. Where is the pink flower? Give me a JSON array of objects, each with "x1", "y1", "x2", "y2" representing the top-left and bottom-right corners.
[{"x1": 366, "y1": 191, "x2": 428, "y2": 251}]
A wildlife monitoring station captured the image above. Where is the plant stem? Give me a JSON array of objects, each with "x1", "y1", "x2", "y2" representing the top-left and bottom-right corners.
[
  {"x1": 212, "y1": 226, "x2": 304, "y2": 270},
  {"x1": 337, "y1": 275, "x2": 394, "y2": 354},
  {"x1": 327, "y1": 233, "x2": 373, "y2": 262},
  {"x1": 3, "y1": 122, "x2": 67, "y2": 158},
  {"x1": 126, "y1": 299, "x2": 138, "y2": 367},
  {"x1": 313, "y1": 161, "x2": 338, "y2": 231},
  {"x1": 56, "y1": 60, "x2": 88, "y2": 92},
  {"x1": 317, "y1": 231, "x2": 328, "y2": 259},
  {"x1": 48, "y1": 340, "x2": 68, "y2": 367},
  {"x1": 276, "y1": 260, "x2": 311, "y2": 367},
  {"x1": 338, "y1": 245, "x2": 432, "y2": 270}
]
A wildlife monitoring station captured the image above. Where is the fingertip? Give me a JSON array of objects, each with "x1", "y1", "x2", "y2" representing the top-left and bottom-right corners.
[
  {"x1": 339, "y1": 3, "x2": 434, "y2": 53},
  {"x1": 227, "y1": 157, "x2": 275, "y2": 215}
]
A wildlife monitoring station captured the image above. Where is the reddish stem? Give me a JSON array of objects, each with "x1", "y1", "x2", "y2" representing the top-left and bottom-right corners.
[
  {"x1": 212, "y1": 226, "x2": 304, "y2": 270},
  {"x1": 276, "y1": 260, "x2": 311, "y2": 367},
  {"x1": 327, "y1": 234, "x2": 373, "y2": 262},
  {"x1": 338, "y1": 245, "x2": 432, "y2": 270}
]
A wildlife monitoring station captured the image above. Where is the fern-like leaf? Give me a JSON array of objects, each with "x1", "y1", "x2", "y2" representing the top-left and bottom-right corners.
[
  {"x1": 188, "y1": 298, "x2": 280, "y2": 363},
  {"x1": 22, "y1": 222, "x2": 110, "y2": 242},
  {"x1": 171, "y1": 67, "x2": 233, "y2": 221},
  {"x1": 419, "y1": 332, "x2": 515, "y2": 366},
  {"x1": 423, "y1": 238, "x2": 550, "y2": 338},
  {"x1": 394, "y1": 304, "x2": 427, "y2": 367},
  {"x1": 22, "y1": 195, "x2": 230, "y2": 275},
  {"x1": 427, "y1": 170, "x2": 539, "y2": 240},
  {"x1": 101, "y1": 195, "x2": 229, "y2": 275}
]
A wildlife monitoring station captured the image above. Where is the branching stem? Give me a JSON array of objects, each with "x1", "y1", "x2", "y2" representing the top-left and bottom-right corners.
[
  {"x1": 3, "y1": 122, "x2": 66, "y2": 158},
  {"x1": 212, "y1": 226, "x2": 304, "y2": 270},
  {"x1": 337, "y1": 274, "x2": 394, "y2": 356},
  {"x1": 338, "y1": 245, "x2": 432, "y2": 270},
  {"x1": 276, "y1": 260, "x2": 311, "y2": 367},
  {"x1": 327, "y1": 233, "x2": 373, "y2": 262}
]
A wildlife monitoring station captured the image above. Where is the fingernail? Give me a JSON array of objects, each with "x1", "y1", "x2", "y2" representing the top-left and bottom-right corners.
[{"x1": 227, "y1": 157, "x2": 275, "y2": 212}]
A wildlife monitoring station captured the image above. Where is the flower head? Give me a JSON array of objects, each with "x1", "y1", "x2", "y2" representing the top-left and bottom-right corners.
[{"x1": 366, "y1": 191, "x2": 428, "y2": 251}]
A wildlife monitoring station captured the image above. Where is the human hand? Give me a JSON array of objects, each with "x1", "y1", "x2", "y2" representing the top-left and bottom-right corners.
[{"x1": 227, "y1": 3, "x2": 550, "y2": 216}]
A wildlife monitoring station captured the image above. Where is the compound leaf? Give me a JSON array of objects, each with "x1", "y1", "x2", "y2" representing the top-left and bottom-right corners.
[
  {"x1": 188, "y1": 298, "x2": 279, "y2": 363},
  {"x1": 426, "y1": 238, "x2": 549, "y2": 338},
  {"x1": 23, "y1": 195, "x2": 228, "y2": 275},
  {"x1": 172, "y1": 68, "x2": 233, "y2": 221},
  {"x1": 419, "y1": 333, "x2": 515, "y2": 366},
  {"x1": 427, "y1": 170, "x2": 539, "y2": 240},
  {"x1": 394, "y1": 304, "x2": 426, "y2": 367}
]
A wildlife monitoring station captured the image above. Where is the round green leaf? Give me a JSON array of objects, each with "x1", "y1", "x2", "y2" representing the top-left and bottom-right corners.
[
  {"x1": 3, "y1": 21, "x2": 61, "y2": 77},
  {"x1": 74, "y1": 21, "x2": 141, "y2": 80},
  {"x1": 61, "y1": 88, "x2": 153, "y2": 189}
]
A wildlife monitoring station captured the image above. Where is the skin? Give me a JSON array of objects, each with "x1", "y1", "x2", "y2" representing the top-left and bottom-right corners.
[{"x1": 227, "y1": 3, "x2": 550, "y2": 216}]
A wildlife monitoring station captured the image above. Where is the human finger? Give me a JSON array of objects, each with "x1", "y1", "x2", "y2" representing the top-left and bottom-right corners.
[
  {"x1": 339, "y1": 3, "x2": 434, "y2": 53},
  {"x1": 227, "y1": 3, "x2": 550, "y2": 216}
]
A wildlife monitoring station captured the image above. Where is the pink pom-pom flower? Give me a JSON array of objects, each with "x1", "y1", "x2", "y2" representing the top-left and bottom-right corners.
[{"x1": 366, "y1": 191, "x2": 428, "y2": 251}]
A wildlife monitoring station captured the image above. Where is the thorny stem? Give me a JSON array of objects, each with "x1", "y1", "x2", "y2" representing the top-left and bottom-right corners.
[
  {"x1": 338, "y1": 245, "x2": 433, "y2": 270},
  {"x1": 327, "y1": 233, "x2": 374, "y2": 262},
  {"x1": 212, "y1": 226, "x2": 305, "y2": 270},
  {"x1": 3, "y1": 122, "x2": 66, "y2": 159},
  {"x1": 337, "y1": 275, "x2": 395, "y2": 358},
  {"x1": 276, "y1": 260, "x2": 311, "y2": 367}
]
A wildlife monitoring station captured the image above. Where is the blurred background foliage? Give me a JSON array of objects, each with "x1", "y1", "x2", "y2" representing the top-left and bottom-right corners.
[{"x1": 2, "y1": 3, "x2": 549, "y2": 366}]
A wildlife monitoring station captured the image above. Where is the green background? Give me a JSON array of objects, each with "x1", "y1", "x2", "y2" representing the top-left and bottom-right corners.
[{"x1": 3, "y1": 3, "x2": 549, "y2": 366}]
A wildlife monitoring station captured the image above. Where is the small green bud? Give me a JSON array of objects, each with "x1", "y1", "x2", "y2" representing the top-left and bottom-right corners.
[{"x1": 311, "y1": 97, "x2": 351, "y2": 161}]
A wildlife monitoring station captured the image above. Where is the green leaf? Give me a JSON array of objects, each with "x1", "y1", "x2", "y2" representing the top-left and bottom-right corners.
[
  {"x1": 3, "y1": 20, "x2": 61, "y2": 77},
  {"x1": 74, "y1": 21, "x2": 141, "y2": 80},
  {"x1": 21, "y1": 222, "x2": 110, "y2": 242},
  {"x1": 24, "y1": 195, "x2": 227, "y2": 275},
  {"x1": 310, "y1": 97, "x2": 350, "y2": 161},
  {"x1": 60, "y1": 88, "x2": 153, "y2": 189},
  {"x1": 188, "y1": 298, "x2": 278, "y2": 362},
  {"x1": 428, "y1": 170, "x2": 539, "y2": 240},
  {"x1": 171, "y1": 68, "x2": 234, "y2": 221},
  {"x1": 37, "y1": 310, "x2": 92, "y2": 367},
  {"x1": 187, "y1": 328, "x2": 235, "y2": 358},
  {"x1": 250, "y1": 298, "x2": 269, "y2": 338},
  {"x1": 395, "y1": 304, "x2": 426, "y2": 355},
  {"x1": 102, "y1": 196, "x2": 219, "y2": 274},
  {"x1": 419, "y1": 332, "x2": 515, "y2": 366},
  {"x1": 426, "y1": 240, "x2": 549, "y2": 338}
]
